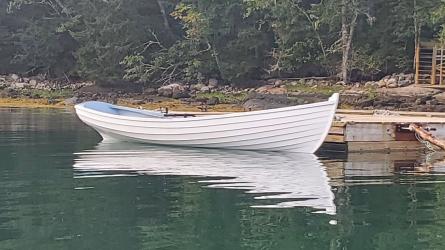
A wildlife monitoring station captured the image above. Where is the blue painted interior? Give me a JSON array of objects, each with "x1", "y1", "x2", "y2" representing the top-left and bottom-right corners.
[{"x1": 82, "y1": 101, "x2": 165, "y2": 118}]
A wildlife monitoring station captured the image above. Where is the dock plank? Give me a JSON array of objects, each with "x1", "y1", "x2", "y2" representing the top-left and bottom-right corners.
[
  {"x1": 345, "y1": 123, "x2": 395, "y2": 142},
  {"x1": 347, "y1": 141, "x2": 423, "y2": 152},
  {"x1": 325, "y1": 135, "x2": 345, "y2": 143},
  {"x1": 337, "y1": 109, "x2": 445, "y2": 123},
  {"x1": 329, "y1": 126, "x2": 345, "y2": 135}
]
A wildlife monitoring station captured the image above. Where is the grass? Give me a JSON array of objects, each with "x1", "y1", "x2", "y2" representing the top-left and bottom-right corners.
[
  {"x1": 195, "y1": 91, "x2": 248, "y2": 104},
  {"x1": 0, "y1": 89, "x2": 74, "y2": 108},
  {"x1": 24, "y1": 89, "x2": 74, "y2": 99},
  {"x1": 118, "y1": 99, "x2": 244, "y2": 112},
  {"x1": 0, "y1": 98, "x2": 66, "y2": 108},
  {"x1": 285, "y1": 82, "x2": 346, "y2": 95},
  {"x1": 365, "y1": 86, "x2": 378, "y2": 100},
  {"x1": 0, "y1": 97, "x2": 245, "y2": 112}
]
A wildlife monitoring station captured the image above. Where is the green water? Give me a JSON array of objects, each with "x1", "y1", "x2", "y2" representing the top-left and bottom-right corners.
[{"x1": 1, "y1": 109, "x2": 445, "y2": 250}]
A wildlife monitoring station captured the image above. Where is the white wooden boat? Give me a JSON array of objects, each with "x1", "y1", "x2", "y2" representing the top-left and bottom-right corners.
[{"x1": 74, "y1": 93, "x2": 339, "y2": 153}]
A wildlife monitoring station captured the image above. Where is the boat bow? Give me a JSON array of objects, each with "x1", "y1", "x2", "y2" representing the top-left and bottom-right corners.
[{"x1": 75, "y1": 93, "x2": 339, "y2": 153}]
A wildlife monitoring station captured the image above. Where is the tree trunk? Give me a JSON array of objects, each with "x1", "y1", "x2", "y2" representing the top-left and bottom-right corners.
[
  {"x1": 210, "y1": 42, "x2": 224, "y2": 79},
  {"x1": 156, "y1": 0, "x2": 175, "y2": 40},
  {"x1": 341, "y1": 0, "x2": 350, "y2": 83},
  {"x1": 340, "y1": 0, "x2": 358, "y2": 84},
  {"x1": 413, "y1": 0, "x2": 419, "y2": 70}
]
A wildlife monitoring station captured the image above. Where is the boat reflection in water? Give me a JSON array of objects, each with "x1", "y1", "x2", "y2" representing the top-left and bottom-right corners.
[
  {"x1": 73, "y1": 142, "x2": 445, "y2": 216},
  {"x1": 73, "y1": 142, "x2": 336, "y2": 215}
]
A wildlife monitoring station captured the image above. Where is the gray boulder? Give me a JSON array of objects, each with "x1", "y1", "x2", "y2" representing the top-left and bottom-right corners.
[
  {"x1": 377, "y1": 80, "x2": 387, "y2": 88},
  {"x1": 158, "y1": 83, "x2": 189, "y2": 98},
  {"x1": 434, "y1": 92, "x2": 445, "y2": 104},
  {"x1": 387, "y1": 78, "x2": 397, "y2": 85},
  {"x1": 29, "y1": 79, "x2": 38, "y2": 87},
  {"x1": 364, "y1": 81, "x2": 378, "y2": 87},
  {"x1": 12, "y1": 82, "x2": 26, "y2": 89},
  {"x1": 64, "y1": 97, "x2": 79, "y2": 105},
  {"x1": 10, "y1": 74, "x2": 19, "y2": 81},
  {"x1": 387, "y1": 82, "x2": 398, "y2": 88},
  {"x1": 273, "y1": 79, "x2": 284, "y2": 87},
  {"x1": 200, "y1": 86, "x2": 211, "y2": 93},
  {"x1": 191, "y1": 83, "x2": 206, "y2": 91},
  {"x1": 172, "y1": 85, "x2": 190, "y2": 98},
  {"x1": 208, "y1": 78, "x2": 218, "y2": 88},
  {"x1": 398, "y1": 80, "x2": 412, "y2": 87},
  {"x1": 157, "y1": 84, "x2": 175, "y2": 97}
]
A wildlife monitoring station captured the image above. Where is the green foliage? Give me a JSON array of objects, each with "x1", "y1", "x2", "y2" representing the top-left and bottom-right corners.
[
  {"x1": 122, "y1": 0, "x2": 272, "y2": 85},
  {"x1": 22, "y1": 89, "x2": 73, "y2": 99},
  {"x1": 4, "y1": 0, "x2": 178, "y2": 80},
  {"x1": 285, "y1": 82, "x2": 346, "y2": 95},
  {"x1": 121, "y1": 2, "x2": 217, "y2": 84},
  {"x1": 365, "y1": 86, "x2": 378, "y2": 100},
  {"x1": 2, "y1": 0, "x2": 76, "y2": 76},
  {"x1": 122, "y1": 39, "x2": 216, "y2": 84},
  {"x1": 196, "y1": 91, "x2": 248, "y2": 104},
  {"x1": 64, "y1": 0, "x2": 175, "y2": 80},
  {"x1": 351, "y1": 49, "x2": 383, "y2": 78},
  {"x1": 2, "y1": 0, "x2": 445, "y2": 84}
]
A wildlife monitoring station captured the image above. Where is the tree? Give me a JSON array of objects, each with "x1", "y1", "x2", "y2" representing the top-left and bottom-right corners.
[
  {"x1": 4, "y1": 0, "x2": 77, "y2": 77},
  {"x1": 6, "y1": 0, "x2": 179, "y2": 80},
  {"x1": 320, "y1": 0, "x2": 373, "y2": 83},
  {"x1": 3, "y1": 0, "x2": 445, "y2": 84},
  {"x1": 122, "y1": 0, "x2": 272, "y2": 85}
]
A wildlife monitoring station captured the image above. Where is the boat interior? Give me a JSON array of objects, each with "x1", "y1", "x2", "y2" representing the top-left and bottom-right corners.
[{"x1": 82, "y1": 101, "x2": 166, "y2": 118}]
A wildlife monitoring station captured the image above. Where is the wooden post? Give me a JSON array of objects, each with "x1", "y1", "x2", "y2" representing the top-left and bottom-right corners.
[
  {"x1": 432, "y1": 46, "x2": 437, "y2": 85},
  {"x1": 441, "y1": 47, "x2": 444, "y2": 85},
  {"x1": 415, "y1": 44, "x2": 420, "y2": 85}
]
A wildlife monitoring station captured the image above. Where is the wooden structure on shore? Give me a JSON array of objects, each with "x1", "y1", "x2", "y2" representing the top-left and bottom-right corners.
[
  {"x1": 325, "y1": 109, "x2": 445, "y2": 152},
  {"x1": 415, "y1": 41, "x2": 445, "y2": 85}
]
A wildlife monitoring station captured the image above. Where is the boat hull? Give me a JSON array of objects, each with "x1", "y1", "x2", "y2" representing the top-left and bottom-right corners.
[{"x1": 75, "y1": 94, "x2": 339, "y2": 153}]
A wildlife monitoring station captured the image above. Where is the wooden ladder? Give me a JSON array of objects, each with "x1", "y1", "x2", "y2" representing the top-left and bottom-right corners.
[
  {"x1": 415, "y1": 43, "x2": 445, "y2": 85},
  {"x1": 433, "y1": 47, "x2": 445, "y2": 85}
]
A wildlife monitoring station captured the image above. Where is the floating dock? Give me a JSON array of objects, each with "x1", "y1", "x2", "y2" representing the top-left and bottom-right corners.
[{"x1": 325, "y1": 109, "x2": 445, "y2": 152}]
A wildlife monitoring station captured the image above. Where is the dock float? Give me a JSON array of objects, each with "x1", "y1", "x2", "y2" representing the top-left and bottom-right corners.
[{"x1": 326, "y1": 109, "x2": 445, "y2": 152}]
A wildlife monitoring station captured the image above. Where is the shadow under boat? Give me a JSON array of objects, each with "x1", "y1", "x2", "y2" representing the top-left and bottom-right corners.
[{"x1": 73, "y1": 142, "x2": 336, "y2": 215}]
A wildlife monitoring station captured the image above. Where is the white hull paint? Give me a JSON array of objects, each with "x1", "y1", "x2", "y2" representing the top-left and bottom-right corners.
[{"x1": 74, "y1": 93, "x2": 339, "y2": 153}]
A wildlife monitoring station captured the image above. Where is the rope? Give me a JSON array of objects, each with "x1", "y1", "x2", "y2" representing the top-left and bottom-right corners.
[
  {"x1": 373, "y1": 110, "x2": 400, "y2": 116},
  {"x1": 415, "y1": 132, "x2": 439, "y2": 152}
]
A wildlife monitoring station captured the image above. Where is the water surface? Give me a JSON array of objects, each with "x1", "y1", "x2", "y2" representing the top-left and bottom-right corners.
[{"x1": 1, "y1": 108, "x2": 445, "y2": 249}]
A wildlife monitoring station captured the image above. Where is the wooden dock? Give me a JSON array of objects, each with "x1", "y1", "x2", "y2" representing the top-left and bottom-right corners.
[{"x1": 325, "y1": 109, "x2": 445, "y2": 152}]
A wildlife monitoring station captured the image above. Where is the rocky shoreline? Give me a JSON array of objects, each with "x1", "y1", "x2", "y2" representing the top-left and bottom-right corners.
[{"x1": 1, "y1": 73, "x2": 445, "y2": 112}]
